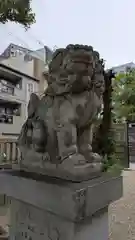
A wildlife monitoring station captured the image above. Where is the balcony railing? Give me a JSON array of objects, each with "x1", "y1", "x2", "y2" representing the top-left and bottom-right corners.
[
  {"x1": 0, "y1": 85, "x2": 14, "y2": 95},
  {"x1": 0, "y1": 138, "x2": 20, "y2": 165},
  {"x1": 0, "y1": 114, "x2": 13, "y2": 124}
]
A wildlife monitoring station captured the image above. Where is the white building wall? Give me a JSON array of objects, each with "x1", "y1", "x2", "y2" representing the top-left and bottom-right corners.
[{"x1": 1, "y1": 54, "x2": 34, "y2": 77}]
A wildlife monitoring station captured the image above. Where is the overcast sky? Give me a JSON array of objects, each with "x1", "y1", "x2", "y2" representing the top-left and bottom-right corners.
[{"x1": 0, "y1": 0, "x2": 135, "y2": 68}]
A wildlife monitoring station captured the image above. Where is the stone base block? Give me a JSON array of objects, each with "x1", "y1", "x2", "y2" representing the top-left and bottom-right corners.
[
  {"x1": 0, "y1": 171, "x2": 123, "y2": 239},
  {"x1": 9, "y1": 199, "x2": 108, "y2": 240}
]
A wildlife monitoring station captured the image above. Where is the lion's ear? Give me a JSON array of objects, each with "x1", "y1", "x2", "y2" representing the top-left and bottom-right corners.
[
  {"x1": 49, "y1": 48, "x2": 65, "y2": 73},
  {"x1": 28, "y1": 93, "x2": 39, "y2": 118}
]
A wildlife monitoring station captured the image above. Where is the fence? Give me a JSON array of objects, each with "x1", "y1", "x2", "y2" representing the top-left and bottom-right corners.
[
  {"x1": 112, "y1": 123, "x2": 128, "y2": 167},
  {"x1": 0, "y1": 138, "x2": 20, "y2": 205},
  {"x1": 0, "y1": 138, "x2": 19, "y2": 165},
  {"x1": 0, "y1": 125, "x2": 128, "y2": 167}
]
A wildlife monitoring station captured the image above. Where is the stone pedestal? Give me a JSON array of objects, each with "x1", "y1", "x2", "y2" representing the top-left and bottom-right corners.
[{"x1": 0, "y1": 171, "x2": 123, "y2": 240}]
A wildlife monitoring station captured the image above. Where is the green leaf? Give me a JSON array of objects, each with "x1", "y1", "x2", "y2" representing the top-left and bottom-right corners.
[
  {"x1": 112, "y1": 69, "x2": 135, "y2": 121},
  {"x1": 0, "y1": 0, "x2": 35, "y2": 28}
]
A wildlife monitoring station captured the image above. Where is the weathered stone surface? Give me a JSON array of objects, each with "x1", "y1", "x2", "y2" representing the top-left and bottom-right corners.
[
  {"x1": 0, "y1": 171, "x2": 122, "y2": 240},
  {"x1": 17, "y1": 44, "x2": 105, "y2": 181},
  {"x1": 0, "y1": 171, "x2": 122, "y2": 222},
  {"x1": 9, "y1": 199, "x2": 73, "y2": 240},
  {"x1": 9, "y1": 199, "x2": 108, "y2": 240}
]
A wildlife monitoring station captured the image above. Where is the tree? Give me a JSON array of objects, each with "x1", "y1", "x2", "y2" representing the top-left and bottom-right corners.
[
  {"x1": 0, "y1": 0, "x2": 35, "y2": 29},
  {"x1": 92, "y1": 70, "x2": 115, "y2": 157},
  {"x1": 113, "y1": 69, "x2": 135, "y2": 122}
]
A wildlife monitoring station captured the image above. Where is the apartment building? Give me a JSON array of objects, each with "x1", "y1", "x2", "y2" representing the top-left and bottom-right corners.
[
  {"x1": 0, "y1": 63, "x2": 39, "y2": 139},
  {"x1": 111, "y1": 62, "x2": 135, "y2": 74},
  {"x1": 0, "y1": 43, "x2": 31, "y2": 59},
  {"x1": 0, "y1": 43, "x2": 53, "y2": 93}
]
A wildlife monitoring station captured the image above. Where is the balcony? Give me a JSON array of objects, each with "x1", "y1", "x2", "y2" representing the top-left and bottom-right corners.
[
  {"x1": 0, "y1": 100, "x2": 21, "y2": 124},
  {"x1": 0, "y1": 81, "x2": 14, "y2": 95},
  {"x1": 0, "y1": 66, "x2": 22, "y2": 85}
]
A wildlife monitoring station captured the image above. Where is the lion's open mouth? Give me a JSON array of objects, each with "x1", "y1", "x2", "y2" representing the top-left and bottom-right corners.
[
  {"x1": 70, "y1": 51, "x2": 93, "y2": 65},
  {"x1": 71, "y1": 59, "x2": 92, "y2": 65}
]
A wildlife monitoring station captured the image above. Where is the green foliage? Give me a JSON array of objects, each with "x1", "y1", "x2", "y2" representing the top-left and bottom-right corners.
[
  {"x1": 113, "y1": 69, "x2": 135, "y2": 121},
  {"x1": 0, "y1": 0, "x2": 35, "y2": 29},
  {"x1": 93, "y1": 127, "x2": 115, "y2": 157},
  {"x1": 102, "y1": 154, "x2": 123, "y2": 174}
]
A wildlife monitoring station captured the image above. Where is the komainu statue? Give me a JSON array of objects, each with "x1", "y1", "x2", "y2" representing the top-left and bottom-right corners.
[{"x1": 18, "y1": 44, "x2": 105, "y2": 181}]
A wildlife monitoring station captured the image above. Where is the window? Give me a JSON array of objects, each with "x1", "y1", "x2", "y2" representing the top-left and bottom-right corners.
[
  {"x1": 17, "y1": 50, "x2": 23, "y2": 55},
  {"x1": 0, "y1": 115, "x2": 13, "y2": 124},
  {"x1": 1, "y1": 85, "x2": 14, "y2": 95},
  {"x1": 13, "y1": 106, "x2": 21, "y2": 116},
  {"x1": 0, "y1": 103, "x2": 21, "y2": 124},
  {"x1": 0, "y1": 80, "x2": 14, "y2": 95},
  {"x1": 16, "y1": 80, "x2": 22, "y2": 89},
  {"x1": 10, "y1": 50, "x2": 17, "y2": 57},
  {"x1": 28, "y1": 83, "x2": 34, "y2": 93},
  {"x1": 24, "y1": 54, "x2": 33, "y2": 62},
  {"x1": 6, "y1": 108, "x2": 13, "y2": 115},
  {"x1": 5, "y1": 116, "x2": 13, "y2": 124},
  {"x1": 0, "y1": 107, "x2": 5, "y2": 114},
  {"x1": 0, "y1": 115, "x2": 6, "y2": 123}
]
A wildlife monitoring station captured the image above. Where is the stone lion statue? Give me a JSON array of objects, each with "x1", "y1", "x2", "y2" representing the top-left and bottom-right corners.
[{"x1": 18, "y1": 44, "x2": 105, "y2": 181}]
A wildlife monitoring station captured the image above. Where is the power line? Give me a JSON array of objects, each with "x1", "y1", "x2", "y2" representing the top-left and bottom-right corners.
[
  {"x1": 23, "y1": 29, "x2": 45, "y2": 47},
  {"x1": 8, "y1": 31, "x2": 46, "y2": 61},
  {"x1": 2, "y1": 25, "x2": 47, "y2": 62}
]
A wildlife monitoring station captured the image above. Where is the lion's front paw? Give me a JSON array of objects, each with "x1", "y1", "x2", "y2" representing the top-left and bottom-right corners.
[
  {"x1": 61, "y1": 153, "x2": 86, "y2": 168},
  {"x1": 87, "y1": 152, "x2": 102, "y2": 163}
]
